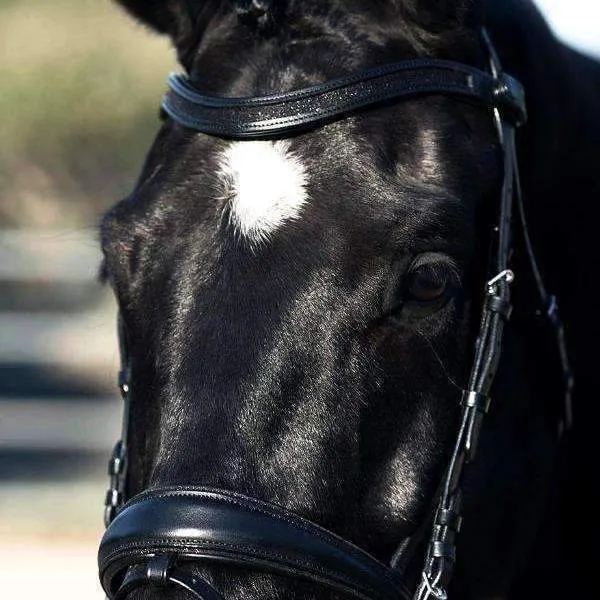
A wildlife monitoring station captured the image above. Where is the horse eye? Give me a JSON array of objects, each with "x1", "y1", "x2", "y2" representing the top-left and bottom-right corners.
[{"x1": 406, "y1": 264, "x2": 451, "y2": 302}]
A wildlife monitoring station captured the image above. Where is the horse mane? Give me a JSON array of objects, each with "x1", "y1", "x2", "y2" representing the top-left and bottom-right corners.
[
  {"x1": 113, "y1": 1, "x2": 482, "y2": 39},
  {"x1": 232, "y1": 1, "x2": 482, "y2": 37}
]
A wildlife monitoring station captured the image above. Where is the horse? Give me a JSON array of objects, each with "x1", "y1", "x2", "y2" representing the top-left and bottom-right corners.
[{"x1": 97, "y1": 1, "x2": 599, "y2": 599}]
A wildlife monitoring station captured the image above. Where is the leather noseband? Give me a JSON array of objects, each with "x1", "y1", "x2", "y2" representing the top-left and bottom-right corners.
[{"x1": 100, "y1": 487, "x2": 412, "y2": 600}]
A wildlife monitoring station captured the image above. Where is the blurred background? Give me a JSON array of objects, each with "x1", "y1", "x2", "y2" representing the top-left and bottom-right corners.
[
  {"x1": 0, "y1": 0, "x2": 597, "y2": 598},
  {"x1": 1, "y1": 0, "x2": 174, "y2": 596}
]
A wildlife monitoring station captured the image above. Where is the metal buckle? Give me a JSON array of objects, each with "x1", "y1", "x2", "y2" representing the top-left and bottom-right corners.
[
  {"x1": 118, "y1": 369, "x2": 130, "y2": 398},
  {"x1": 487, "y1": 269, "x2": 514, "y2": 295}
]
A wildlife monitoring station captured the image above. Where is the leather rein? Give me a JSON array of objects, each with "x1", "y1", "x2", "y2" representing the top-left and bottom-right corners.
[{"x1": 99, "y1": 30, "x2": 572, "y2": 600}]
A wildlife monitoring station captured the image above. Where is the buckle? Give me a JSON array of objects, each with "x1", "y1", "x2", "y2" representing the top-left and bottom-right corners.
[
  {"x1": 118, "y1": 369, "x2": 130, "y2": 398},
  {"x1": 493, "y1": 74, "x2": 527, "y2": 127},
  {"x1": 487, "y1": 269, "x2": 514, "y2": 295}
]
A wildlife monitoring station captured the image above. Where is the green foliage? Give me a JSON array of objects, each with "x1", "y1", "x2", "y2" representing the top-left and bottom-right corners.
[{"x1": 0, "y1": 0, "x2": 176, "y2": 227}]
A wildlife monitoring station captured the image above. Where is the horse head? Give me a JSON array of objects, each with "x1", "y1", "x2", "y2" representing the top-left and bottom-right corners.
[{"x1": 98, "y1": 1, "x2": 569, "y2": 599}]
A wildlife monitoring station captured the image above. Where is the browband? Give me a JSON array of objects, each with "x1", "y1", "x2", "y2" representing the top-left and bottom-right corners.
[
  {"x1": 162, "y1": 58, "x2": 526, "y2": 138},
  {"x1": 99, "y1": 487, "x2": 412, "y2": 600}
]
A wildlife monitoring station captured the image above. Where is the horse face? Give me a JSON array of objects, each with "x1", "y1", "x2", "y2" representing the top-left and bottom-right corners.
[{"x1": 101, "y1": 1, "x2": 499, "y2": 597}]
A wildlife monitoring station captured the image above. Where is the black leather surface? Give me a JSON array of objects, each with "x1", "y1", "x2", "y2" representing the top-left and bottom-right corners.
[
  {"x1": 161, "y1": 59, "x2": 526, "y2": 138},
  {"x1": 99, "y1": 486, "x2": 411, "y2": 600}
]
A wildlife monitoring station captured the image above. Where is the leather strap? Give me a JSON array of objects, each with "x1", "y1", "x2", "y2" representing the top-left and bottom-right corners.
[
  {"x1": 99, "y1": 486, "x2": 411, "y2": 600},
  {"x1": 162, "y1": 59, "x2": 526, "y2": 138},
  {"x1": 114, "y1": 561, "x2": 225, "y2": 600},
  {"x1": 104, "y1": 315, "x2": 131, "y2": 527},
  {"x1": 411, "y1": 31, "x2": 523, "y2": 600}
]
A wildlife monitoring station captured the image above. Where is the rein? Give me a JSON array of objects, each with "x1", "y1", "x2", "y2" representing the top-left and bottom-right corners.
[{"x1": 99, "y1": 29, "x2": 572, "y2": 600}]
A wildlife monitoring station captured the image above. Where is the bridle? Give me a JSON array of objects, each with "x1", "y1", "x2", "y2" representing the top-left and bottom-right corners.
[{"x1": 99, "y1": 29, "x2": 573, "y2": 600}]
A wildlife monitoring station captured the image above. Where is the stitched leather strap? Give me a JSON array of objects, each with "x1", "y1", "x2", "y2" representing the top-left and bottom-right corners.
[
  {"x1": 161, "y1": 59, "x2": 526, "y2": 138},
  {"x1": 99, "y1": 486, "x2": 411, "y2": 600}
]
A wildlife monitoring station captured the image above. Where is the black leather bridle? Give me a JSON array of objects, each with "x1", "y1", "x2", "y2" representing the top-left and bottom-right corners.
[{"x1": 99, "y1": 30, "x2": 573, "y2": 600}]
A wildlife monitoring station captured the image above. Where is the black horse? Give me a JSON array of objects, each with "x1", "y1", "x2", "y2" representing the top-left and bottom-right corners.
[{"x1": 97, "y1": 1, "x2": 599, "y2": 599}]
